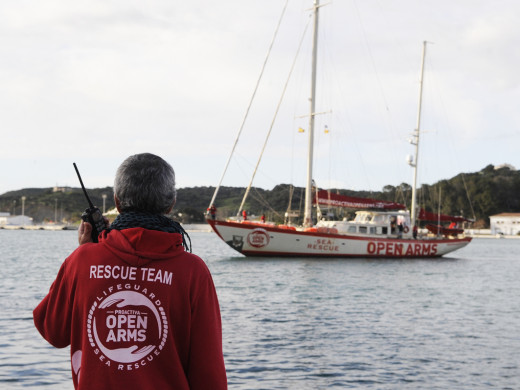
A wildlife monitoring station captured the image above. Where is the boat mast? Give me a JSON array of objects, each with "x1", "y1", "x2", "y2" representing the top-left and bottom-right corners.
[
  {"x1": 304, "y1": 0, "x2": 320, "y2": 227},
  {"x1": 410, "y1": 41, "x2": 427, "y2": 227}
]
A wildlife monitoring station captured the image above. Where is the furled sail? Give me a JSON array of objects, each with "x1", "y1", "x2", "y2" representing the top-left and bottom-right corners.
[
  {"x1": 315, "y1": 190, "x2": 406, "y2": 210},
  {"x1": 418, "y1": 209, "x2": 471, "y2": 223}
]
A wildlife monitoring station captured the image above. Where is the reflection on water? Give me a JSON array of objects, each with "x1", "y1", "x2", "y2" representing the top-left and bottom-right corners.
[{"x1": 1, "y1": 230, "x2": 519, "y2": 389}]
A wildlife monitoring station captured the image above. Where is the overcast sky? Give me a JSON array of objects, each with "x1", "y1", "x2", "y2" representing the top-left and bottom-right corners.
[{"x1": 1, "y1": 0, "x2": 518, "y2": 198}]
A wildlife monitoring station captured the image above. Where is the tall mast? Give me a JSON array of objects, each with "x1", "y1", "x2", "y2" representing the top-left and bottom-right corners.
[
  {"x1": 303, "y1": 0, "x2": 320, "y2": 227},
  {"x1": 410, "y1": 41, "x2": 427, "y2": 226}
]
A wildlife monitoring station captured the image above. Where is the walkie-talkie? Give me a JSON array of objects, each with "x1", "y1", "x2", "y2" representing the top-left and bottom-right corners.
[{"x1": 73, "y1": 163, "x2": 106, "y2": 243}]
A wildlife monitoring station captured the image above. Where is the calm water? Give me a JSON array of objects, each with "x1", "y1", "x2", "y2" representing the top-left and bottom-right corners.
[{"x1": 0, "y1": 230, "x2": 519, "y2": 389}]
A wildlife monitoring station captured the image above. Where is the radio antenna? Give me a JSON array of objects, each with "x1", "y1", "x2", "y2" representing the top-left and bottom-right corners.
[{"x1": 73, "y1": 162, "x2": 95, "y2": 208}]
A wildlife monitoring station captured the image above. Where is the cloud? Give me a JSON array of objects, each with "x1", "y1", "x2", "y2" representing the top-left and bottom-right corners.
[{"x1": 1, "y1": 0, "x2": 519, "y2": 195}]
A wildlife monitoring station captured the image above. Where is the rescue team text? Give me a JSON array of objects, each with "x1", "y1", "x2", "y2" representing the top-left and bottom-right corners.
[
  {"x1": 367, "y1": 241, "x2": 438, "y2": 256},
  {"x1": 89, "y1": 265, "x2": 173, "y2": 285}
]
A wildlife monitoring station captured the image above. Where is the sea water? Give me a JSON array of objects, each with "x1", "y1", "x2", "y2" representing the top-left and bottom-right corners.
[{"x1": 0, "y1": 229, "x2": 519, "y2": 389}]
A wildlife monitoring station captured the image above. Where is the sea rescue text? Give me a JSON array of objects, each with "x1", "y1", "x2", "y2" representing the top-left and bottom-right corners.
[{"x1": 307, "y1": 239, "x2": 339, "y2": 252}]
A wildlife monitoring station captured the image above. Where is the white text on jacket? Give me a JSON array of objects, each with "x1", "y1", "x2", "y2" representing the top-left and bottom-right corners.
[{"x1": 89, "y1": 265, "x2": 173, "y2": 285}]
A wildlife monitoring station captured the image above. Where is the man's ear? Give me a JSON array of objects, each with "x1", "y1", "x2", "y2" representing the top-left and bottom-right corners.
[
  {"x1": 114, "y1": 194, "x2": 122, "y2": 213},
  {"x1": 166, "y1": 201, "x2": 176, "y2": 214}
]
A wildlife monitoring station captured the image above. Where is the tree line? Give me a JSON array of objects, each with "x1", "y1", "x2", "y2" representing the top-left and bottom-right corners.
[{"x1": 1, "y1": 165, "x2": 518, "y2": 227}]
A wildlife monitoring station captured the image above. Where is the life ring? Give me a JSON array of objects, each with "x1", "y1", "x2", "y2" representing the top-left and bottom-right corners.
[{"x1": 403, "y1": 225, "x2": 410, "y2": 234}]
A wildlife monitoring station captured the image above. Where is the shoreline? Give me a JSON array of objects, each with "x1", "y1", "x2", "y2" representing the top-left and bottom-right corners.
[
  {"x1": 0, "y1": 223, "x2": 213, "y2": 233},
  {"x1": 1, "y1": 224, "x2": 517, "y2": 238}
]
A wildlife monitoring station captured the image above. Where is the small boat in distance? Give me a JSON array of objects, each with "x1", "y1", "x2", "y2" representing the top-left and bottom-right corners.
[{"x1": 206, "y1": 1, "x2": 471, "y2": 258}]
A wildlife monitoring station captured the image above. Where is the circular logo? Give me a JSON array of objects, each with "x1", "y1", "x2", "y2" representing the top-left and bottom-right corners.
[
  {"x1": 87, "y1": 288, "x2": 168, "y2": 369},
  {"x1": 247, "y1": 228, "x2": 270, "y2": 248}
]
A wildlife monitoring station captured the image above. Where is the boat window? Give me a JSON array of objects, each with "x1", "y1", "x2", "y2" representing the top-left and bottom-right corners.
[
  {"x1": 354, "y1": 213, "x2": 371, "y2": 222},
  {"x1": 373, "y1": 215, "x2": 386, "y2": 223},
  {"x1": 359, "y1": 226, "x2": 367, "y2": 234},
  {"x1": 348, "y1": 226, "x2": 357, "y2": 233},
  {"x1": 382, "y1": 227, "x2": 388, "y2": 234},
  {"x1": 369, "y1": 227, "x2": 376, "y2": 234}
]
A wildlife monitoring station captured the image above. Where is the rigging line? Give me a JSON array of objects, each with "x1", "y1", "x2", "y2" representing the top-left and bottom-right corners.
[
  {"x1": 328, "y1": 124, "x2": 332, "y2": 190},
  {"x1": 207, "y1": 0, "x2": 289, "y2": 210},
  {"x1": 286, "y1": 184, "x2": 294, "y2": 214},
  {"x1": 352, "y1": 0, "x2": 390, "y2": 112},
  {"x1": 395, "y1": 184, "x2": 406, "y2": 206},
  {"x1": 460, "y1": 173, "x2": 477, "y2": 221},
  {"x1": 423, "y1": 55, "x2": 474, "y2": 222},
  {"x1": 334, "y1": 113, "x2": 374, "y2": 190},
  {"x1": 237, "y1": 14, "x2": 312, "y2": 216},
  {"x1": 352, "y1": 0, "x2": 407, "y2": 183},
  {"x1": 250, "y1": 188, "x2": 284, "y2": 220},
  {"x1": 318, "y1": 26, "x2": 374, "y2": 191},
  {"x1": 295, "y1": 186, "x2": 304, "y2": 225}
]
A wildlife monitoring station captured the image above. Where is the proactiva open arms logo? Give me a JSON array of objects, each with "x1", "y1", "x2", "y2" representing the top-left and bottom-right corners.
[{"x1": 87, "y1": 287, "x2": 168, "y2": 371}]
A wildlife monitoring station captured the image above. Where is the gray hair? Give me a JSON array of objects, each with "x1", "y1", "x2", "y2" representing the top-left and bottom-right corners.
[{"x1": 114, "y1": 153, "x2": 176, "y2": 214}]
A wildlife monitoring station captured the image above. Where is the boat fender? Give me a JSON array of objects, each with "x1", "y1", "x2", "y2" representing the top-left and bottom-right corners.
[{"x1": 403, "y1": 225, "x2": 409, "y2": 234}]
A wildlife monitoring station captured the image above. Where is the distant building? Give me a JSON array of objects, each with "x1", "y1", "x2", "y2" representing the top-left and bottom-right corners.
[
  {"x1": 0, "y1": 212, "x2": 11, "y2": 225},
  {"x1": 490, "y1": 213, "x2": 520, "y2": 235},
  {"x1": 0, "y1": 214, "x2": 33, "y2": 226},
  {"x1": 494, "y1": 163, "x2": 516, "y2": 171},
  {"x1": 53, "y1": 186, "x2": 72, "y2": 193}
]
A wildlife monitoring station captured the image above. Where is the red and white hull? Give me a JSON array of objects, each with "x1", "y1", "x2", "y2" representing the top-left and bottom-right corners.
[{"x1": 207, "y1": 219, "x2": 472, "y2": 258}]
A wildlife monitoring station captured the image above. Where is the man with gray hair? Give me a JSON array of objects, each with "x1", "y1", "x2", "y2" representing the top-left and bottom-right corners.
[{"x1": 34, "y1": 153, "x2": 227, "y2": 390}]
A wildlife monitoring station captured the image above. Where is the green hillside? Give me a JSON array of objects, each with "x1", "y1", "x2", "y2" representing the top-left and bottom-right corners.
[
  {"x1": 0, "y1": 187, "x2": 115, "y2": 224},
  {"x1": 1, "y1": 165, "x2": 518, "y2": 227}
]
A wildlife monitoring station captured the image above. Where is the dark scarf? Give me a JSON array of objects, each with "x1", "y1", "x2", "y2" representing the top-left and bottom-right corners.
[{"x1": 109, "y1": 210, "x2": 192, "y2": 252}]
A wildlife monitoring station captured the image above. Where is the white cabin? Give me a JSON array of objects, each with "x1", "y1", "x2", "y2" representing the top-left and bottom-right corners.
[{"x1": 317, "y1": 210, "x2": 412, "y2": 237}]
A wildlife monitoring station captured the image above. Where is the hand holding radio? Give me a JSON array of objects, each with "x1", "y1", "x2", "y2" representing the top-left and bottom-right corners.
[{"x1": 73, "y1": 163, "x2": 108, "y2": 243}]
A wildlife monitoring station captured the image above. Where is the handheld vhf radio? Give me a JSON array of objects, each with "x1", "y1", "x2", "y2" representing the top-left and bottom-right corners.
[{"x1": 73, "y1": 163, "x2": 106, "y2": 243}]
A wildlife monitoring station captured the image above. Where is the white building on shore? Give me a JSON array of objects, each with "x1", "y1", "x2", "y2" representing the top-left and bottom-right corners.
[
  {"x1": 490, "y1": 213, "x2": 520, "y2": 236},
  {"x1": 0, "y1": 213, "x2": 34, "y2": 226}
]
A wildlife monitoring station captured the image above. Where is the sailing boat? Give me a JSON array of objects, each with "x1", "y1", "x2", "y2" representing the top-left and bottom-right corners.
[{"x1": 206, "y1": 1, "x2": 471, "y2": 258}]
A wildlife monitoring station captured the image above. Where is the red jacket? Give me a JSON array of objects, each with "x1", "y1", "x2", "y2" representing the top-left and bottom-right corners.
[{"x1": 34, "y1": 228, "x2": 227, "y2": 389}]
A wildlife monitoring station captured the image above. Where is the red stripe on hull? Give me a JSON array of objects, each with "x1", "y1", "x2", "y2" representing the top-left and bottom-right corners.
[{"x1": 206, "y1": 218, "x2": 471, "y2": 258}]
